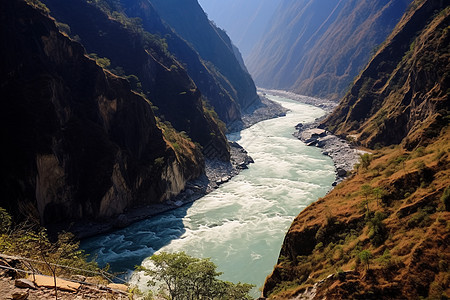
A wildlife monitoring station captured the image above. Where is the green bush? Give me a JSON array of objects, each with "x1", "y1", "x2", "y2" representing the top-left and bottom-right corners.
[
  {"x1": 441, "y1": 187, "x2": 450, "y2": 211},
  {"x1": 368, "y1": 212, "x2": 387, "y2": 246},
  {"x1": 359, "y1": 153, "x2": 373, "y2": 170},
  {"x1": 0, "y1": 208, "x2": 99, "y2": 278},
  {"x1": 137, "y1": 252, "x2": 254, "y2": 300}
]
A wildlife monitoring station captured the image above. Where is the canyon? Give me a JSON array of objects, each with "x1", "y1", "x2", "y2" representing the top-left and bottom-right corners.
[{"x1": 0, "y1": 0, "x2": 449, "y2": 299}]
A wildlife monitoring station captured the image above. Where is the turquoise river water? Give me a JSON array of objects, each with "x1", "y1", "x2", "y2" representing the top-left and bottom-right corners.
[{"x1": 81, "y1": 95, "x2": 335, "y2": 297}]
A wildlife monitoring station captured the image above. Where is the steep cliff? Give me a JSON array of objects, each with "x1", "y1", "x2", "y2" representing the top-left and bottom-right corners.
[
  {"x1": 264, "y1": 1, "x2": 449, "y2": 299},
  {"x1": 198, "y1": 0, "x2": 281, "y2": 59},
  {"x1": 0, "y1": 0, "x2": 203, "y2": 225},
  {"x1": 116, "y1": 0, "x2": 241, "y2": 125},
  {"x1": 323, "y1": 0, "x2": 450, "y2": 150},
  {"x1": 42, "y1": 0, "x2": 230, "y2": 160},
  {"x1": 148, "y1": 0, "x2": 261, "y2": 113},
  {"x1": 247, "y1": 0, "x2": 411, "y2": 101}
]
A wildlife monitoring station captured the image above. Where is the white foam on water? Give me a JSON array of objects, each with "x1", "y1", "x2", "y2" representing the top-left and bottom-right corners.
[{"x1": 82, "y1": 95, "x2": 335, "y2": 298}]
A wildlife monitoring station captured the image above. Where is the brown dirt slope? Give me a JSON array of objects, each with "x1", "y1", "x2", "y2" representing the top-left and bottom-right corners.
[
  {"x1": 264, "y1": 1, "x2": 450, "y2": 299},
  {"x1": 323, "y1": 0, "x2": 450, "y2": 149}
]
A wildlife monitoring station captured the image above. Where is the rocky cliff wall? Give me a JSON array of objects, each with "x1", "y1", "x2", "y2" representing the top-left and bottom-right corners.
[
  {"x1": 119, "y1": 0, "x2": 242, "y2": 125},
  {"x1": 264, "y1": 1, "x2": 450, "y2": 298},
  {"x1": 149, "y1": 0, "x2": 261, "y2": 113},
  {"x1": 0, "y1": 0, "x2": 202, "y2": 225},
  {"x1": 42, "y1": 0, "x2": 230, "y2": 160},
  {"x1": 324, "y1": 0, "x2": 450, "y2": 150}
]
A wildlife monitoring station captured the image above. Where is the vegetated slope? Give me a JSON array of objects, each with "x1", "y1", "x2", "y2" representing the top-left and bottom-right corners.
[
  {"x1": 149, "y1": 0, "x2": 261, "y2": 113},
  {"x1": 198, "y1": 0, "x2": 281, "y2": 59},
  {"x1": 42, "y1": 0, "x2": 230, "y2": 160},
  {"x1": 247, "y1": 0, "x2": 411, "y2": 101},
  {"x1": 117, "y1": 0, "x2": 241, "y2": 125},
  {"x1": 0, "y1": 0, "x2": 203, "y2": 225},
  {"x1": 263, "y1": 1, "x2": 450, "y2": 299},
  {"x1": 323, "y1": 0, "x2": 450, "y2": 150}
]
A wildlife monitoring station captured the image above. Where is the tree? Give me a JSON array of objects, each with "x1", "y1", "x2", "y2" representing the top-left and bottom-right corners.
[
  {"x1": 372, "y1": 187, "x2": 385, "y2": 208},
  {"x1": 361, "y1": 184, "x2": 373, "y2": 216},
  {"x1": 368, "y1": 212, "x2": 387, "y2": 246},
  {"x1": 0, "y1": 208, "x2": 100, "y2": 300},
  {"x1": 137, "y1": 252, "x2": 254, "y2": 300},
  {"x1": 359, "y1": 250, "x2": 372, "y2": 271},
  {"x1": 359, "y1": 153, "x2": 373, "y2": 170},
  {"x1": 0, "y1": 207, "x2": 12, "y2": 234}
]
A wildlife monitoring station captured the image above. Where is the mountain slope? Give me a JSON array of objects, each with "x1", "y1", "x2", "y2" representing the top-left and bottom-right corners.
[
  {"x1": 0, "y1": 0, "x2": 203, "y2": 224},
  {"x1": 323, "y1": 0, "x2": 450, "y2": 150},
  {"x1": 149, "y1": 0, "x2": 260, "y2": 113},
  {"x1": 42, "y1": 0, "x2": 230, "y2": 159},
  {"x1": 247, "y1": 0, "x2": 411, "y2": 101},
  {"x1": 264, "y1": 1, "x2": 450, "y2": 298},
  {"x1": 117, "y1": 0, "x2": 241, "y2": 125},
  {"x1": 198, "y1": 0, "x2": 280, "y2": 59}
]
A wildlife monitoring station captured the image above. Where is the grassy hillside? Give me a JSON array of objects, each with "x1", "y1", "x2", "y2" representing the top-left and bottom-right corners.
[
  {"x1": 264, "y1": 1, "x2": 449, "y2": 298},
  {"x1": 264, "y1": 129, "x2": 449, "y2": 299}
]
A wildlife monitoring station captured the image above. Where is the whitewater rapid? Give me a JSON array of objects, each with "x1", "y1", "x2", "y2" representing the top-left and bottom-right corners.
[{"x1": 81, "y1": 95, "x2": 335, "y2": 297}]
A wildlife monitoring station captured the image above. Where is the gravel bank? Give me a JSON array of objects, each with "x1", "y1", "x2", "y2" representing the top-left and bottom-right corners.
[{"x1": 63, "y1": 95, "x2": 286, "y2": 239}]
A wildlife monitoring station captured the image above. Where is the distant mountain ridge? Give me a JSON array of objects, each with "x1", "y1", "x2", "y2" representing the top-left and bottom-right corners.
[
  {"x1": 198, "y1": 0, "x2": 280, "y2": 59},
  {"x1": 246, "y1": 0, "x2": 412, "y2": 100}
]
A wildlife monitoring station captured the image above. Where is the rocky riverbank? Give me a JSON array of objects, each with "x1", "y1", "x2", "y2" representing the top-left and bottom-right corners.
[
  {"x1": 260, "y1": 88, "x2": 365, "y2": 185},
  {"x1": 60, "y1": 95, "x2": 285, "y2": 240},
  {"x1": 293, "y1": 123, "x2": 367, "y2": 185},
  {"x1": 59, "y1": 141, "x2": 255, "y2": 240},
  {"x1": 258, "y1": 88, "x2": 336, "y2": 112},
  {"x1": 268, "y1": 89, "x2": 367, "y2": 185}
]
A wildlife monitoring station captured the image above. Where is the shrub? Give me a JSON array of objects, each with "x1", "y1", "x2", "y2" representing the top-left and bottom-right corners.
[
  {"x1": 441, "y1": 187, "x2": 450, "y2": 211},
  {"x1": 137, "y1": 252, "x2": 254, "y2": 300},
  {"x1": 368, "y1": 212, "x2": 387, "y2": 246},
  {"x1": 358, "y1": 250, "x2": 372, "y2": 271},
  {"x1": 359, "y1": 153, "x2": 373, "y2": 170}
]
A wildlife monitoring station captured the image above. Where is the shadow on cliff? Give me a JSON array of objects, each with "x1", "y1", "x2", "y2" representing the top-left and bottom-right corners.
[{"x1": 80, "y1": 202, "x2": 194, "y2": 276}]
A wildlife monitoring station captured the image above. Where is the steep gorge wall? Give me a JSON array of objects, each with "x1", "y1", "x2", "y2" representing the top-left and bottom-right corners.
[
  {"x1": 264, "y1": 1, "x2": 450, "y2": 298},
  {"x1": 118, "y1": 0, "x2": 241, "y2": 125},
  {"x1": 323, "y1": 0, "x2": 450, "y2": 149},
  {"x1": 42, "y1": 0, "x2": 230, "y2": 160},
  {"x1": 0, "y1": 0, "x2": 202, "y2": 225},
  {"x1": 247, "y1": 0, "x2": 411, "y2": 101},
  {"x1": 149, "y1": 0, "x2": 261, "y2": 113}
]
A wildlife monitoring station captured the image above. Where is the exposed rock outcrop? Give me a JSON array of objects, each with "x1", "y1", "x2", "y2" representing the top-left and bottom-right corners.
[
  {"x1": 323, "y1": 0, "x2": 450, "y2": 149},
  {"x1": 0, "y1": 0, "x2": 202, "y2": 225},
  {"x1": 42, "y1": 0, "x2": 230, "y2": 160},
  {"x1": 263, "y1": 1, "x2": 450, "y2": 298}
]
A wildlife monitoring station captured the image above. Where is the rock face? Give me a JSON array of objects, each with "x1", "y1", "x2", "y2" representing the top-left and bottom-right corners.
[
  {"x1": 247, "y1": 0, "x2": 411, "y2": 101},
  {"x1": 117, "y1": 0, "x2": 242, "y2": 125},
  {"x1": 198, "y1": 0, "x2": 281, "y2": 59},
  {"x1": 42, "y1": 0, "x2": 230, "y2": 160},
  {"x1": 263, "y1": 1, "x2": 450, "y2": 299},
  {"x1": 323, "y1": 0, "x2": 450, "y2": 149},
  {"x1": 148, "y1": 0, "x2": 261, "y2": 113},
  {"x1": 0, "y1": 0, "x2": 203, "y2": 224}
]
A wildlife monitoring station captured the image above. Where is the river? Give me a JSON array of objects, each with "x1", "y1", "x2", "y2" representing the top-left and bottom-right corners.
[{"x1": 81, "y1": 94, "x2": 335, "y2": 297}]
